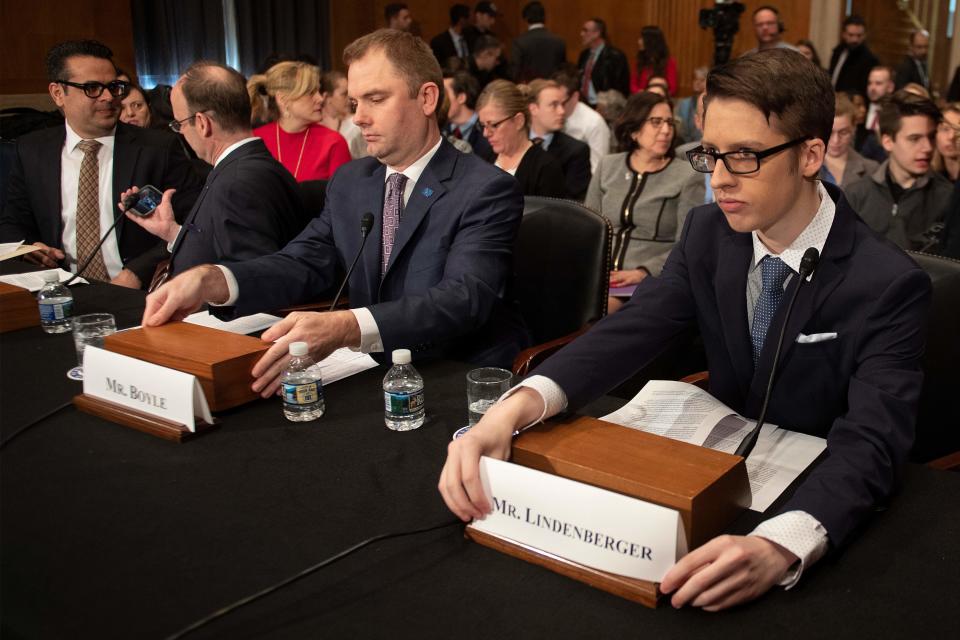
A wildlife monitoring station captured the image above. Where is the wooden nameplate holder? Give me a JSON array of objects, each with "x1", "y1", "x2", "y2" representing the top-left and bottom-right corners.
[
  {"x1": 73, "y1": 394, "x2": 217, "y2": 442},
  {"x1": 0, "y1": 282, "x2": 40, "y2": 333},
  {"x1": 465, "y1": 415, "x2": 751, "y2": 608}
]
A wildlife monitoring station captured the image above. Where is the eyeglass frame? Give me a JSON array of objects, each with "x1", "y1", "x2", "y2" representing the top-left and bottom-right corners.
[
  {"x1": 56, "y1": 79, "x2": 131, "y2": 99},
  {"x1": 642, "y1": 116, "x2": 676, "y2": 130},
  {"x1": 686, "y1": 136, "x2": 812, "y2": 175},
  {"x1": 168, "y1": 111, "x2": 209, "y2": 134},
  {"x1": 477, "y1": 113, "x2": 518, "y2": 133}
]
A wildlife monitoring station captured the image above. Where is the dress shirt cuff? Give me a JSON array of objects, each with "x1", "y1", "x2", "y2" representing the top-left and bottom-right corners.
[
  {"x1": 349, "y1": 307, "x2": 383, "y2": 353},
  {"x1": 165, "y1": 225, "x2": 183, "y2": 252},
  {"x1": 212, "y1": 265, "x2": 240, "y2": 307},
  {"x1": 750, "y1": 511, "x2": 829, "y2": 590},
  {"x1": 499, "y1": 374, "x2": 569, "y2": 433}
]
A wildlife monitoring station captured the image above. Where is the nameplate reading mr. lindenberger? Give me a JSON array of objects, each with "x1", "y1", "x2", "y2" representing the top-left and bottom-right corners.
[{"x1": 472, "y1": 457, "x2": 682, "y2": 582}]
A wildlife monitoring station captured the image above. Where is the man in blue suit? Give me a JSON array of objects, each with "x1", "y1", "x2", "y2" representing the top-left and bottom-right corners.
[
  {"x1": 440, "y1": 49, "x2": 931, "y2": 610},
  {"x1": 142, "y1": 29, "x2": 527, "y2": 395}
]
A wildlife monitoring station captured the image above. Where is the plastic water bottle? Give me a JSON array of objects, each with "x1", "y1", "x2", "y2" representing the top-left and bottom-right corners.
[
  {"x1": 281, "y1": 342, "x2": 325, "y2": 422},
  {"x1": 37, "y1": 271, "x2": 73, "y2": 334},
  {"x1": 383, "y1": 348, "x2": 425, "y2": 431}
]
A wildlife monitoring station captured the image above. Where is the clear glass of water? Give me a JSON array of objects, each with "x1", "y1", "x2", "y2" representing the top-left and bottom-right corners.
[
  {"x1": 466, "y1": 367, "x2": 513, "y2": 426},
  {"x1": 72, "y1": 313, "x2": 117, "y2": 374}
]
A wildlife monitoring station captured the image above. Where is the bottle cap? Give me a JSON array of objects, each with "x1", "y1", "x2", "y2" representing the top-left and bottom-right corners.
[
  {"x1": 392, "y1": 348, "x2": 412, "y2": 365},
  {"x1": 42, "y1": 271, "x2": 60, "y2": 283},
  {"x1": 288, "y1": 341, "x2": 308, "y2": 356}
]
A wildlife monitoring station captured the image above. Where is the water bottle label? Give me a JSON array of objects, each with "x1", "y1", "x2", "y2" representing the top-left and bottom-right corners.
[
  {"x1": 282, "y1": 381, "x2": 321, "y2": 405},
  {"x1": 39, "y1": 300, "x2": 72, "y2": 322},
  {"x1": 384, "y1": 390, "x2": 424, "y2": 415}
]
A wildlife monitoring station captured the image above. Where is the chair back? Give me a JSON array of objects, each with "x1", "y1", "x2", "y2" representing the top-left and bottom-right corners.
[
  {"x1": 299, "y1": 179, "x2": 328, "y2": 223},
  {"x1": 513, "y1": 197, "x2": 611, "y2": 346}
]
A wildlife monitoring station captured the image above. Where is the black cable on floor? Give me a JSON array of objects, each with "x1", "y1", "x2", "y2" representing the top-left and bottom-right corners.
[{"x1": 0, "y1": 400, "x2": 73, "y2": 450}]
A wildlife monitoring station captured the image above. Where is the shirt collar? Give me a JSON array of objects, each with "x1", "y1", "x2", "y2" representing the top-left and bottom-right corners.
[
  {"x1": 214, "y1": 137, "x2": 259, "y2": 167},
  {"x1": 528, "y1": 23, "x2": 544, "y2": 30},
  {"x1": 64, "y1": 120, "x2": 115, "y2": 154},
  {"x1": 751, "y1": 181, "x2": 835, "y2": 275},
  {"x1": 529, "y1": 129, "x2": 555, "y2": 149},
  {"x1": 384, "y1": 137, "x2": 443, "y2": 185},
  {"x1": 457, "y1": 111, "x2": 479, "y2": 138}
]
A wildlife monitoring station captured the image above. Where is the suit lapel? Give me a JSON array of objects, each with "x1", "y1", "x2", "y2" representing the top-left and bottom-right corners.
[
  {"x1": 714, "y1": 229, "x2": 755, "y2": 396},
  {"x1": 45, "y1": 127, "x2": 66, "y2": 243},
  {"x1": 112, "y1": 124, "x2": 141, "y2": 244}
]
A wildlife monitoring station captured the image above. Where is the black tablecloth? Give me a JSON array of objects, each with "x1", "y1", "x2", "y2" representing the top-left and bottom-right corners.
[{"x1": 2, "y1": 276, "x2": 959, "y2": 639}]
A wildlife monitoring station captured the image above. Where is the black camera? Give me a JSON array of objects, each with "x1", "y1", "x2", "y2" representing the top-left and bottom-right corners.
[{"x1": 699, "y1": 1, "x2": 746, "y2": 65}]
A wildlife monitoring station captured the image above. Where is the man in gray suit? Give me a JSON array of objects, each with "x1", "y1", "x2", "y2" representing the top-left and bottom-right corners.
[{"x1": 510, "y1": 2, "x2": 566, "y2": 83}]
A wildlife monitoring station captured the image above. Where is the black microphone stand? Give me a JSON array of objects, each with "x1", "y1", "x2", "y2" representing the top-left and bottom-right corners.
[{"x1": 329, "y1": 212, "x2": 375, "y2": 311}]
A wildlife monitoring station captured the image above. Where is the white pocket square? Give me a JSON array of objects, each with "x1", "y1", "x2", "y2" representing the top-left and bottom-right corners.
[{"x1": 796, "y1": 332, "x2": 838, "y2": 344}]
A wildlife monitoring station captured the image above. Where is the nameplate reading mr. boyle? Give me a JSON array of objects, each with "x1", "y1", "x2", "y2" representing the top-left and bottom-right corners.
[
  {"x1": 82, "y1": 346, "x2": 214, "y2": 431},
  {"x1": 472, "y1": 457, "x2": 684, "y2": 582}
]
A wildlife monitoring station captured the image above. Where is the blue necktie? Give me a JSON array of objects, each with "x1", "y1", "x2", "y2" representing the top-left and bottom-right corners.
[{"x1": 751, "y1": 256, "x2": 793, "y2": 366}]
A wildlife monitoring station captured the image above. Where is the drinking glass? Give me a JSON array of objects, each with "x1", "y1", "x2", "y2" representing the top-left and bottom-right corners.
[
  {"x1": 72, "y1": 313, "x2": 117, "y2": 377},
  {"x1": 466, "y1": 367, "x2": 513, "y2": 426}
]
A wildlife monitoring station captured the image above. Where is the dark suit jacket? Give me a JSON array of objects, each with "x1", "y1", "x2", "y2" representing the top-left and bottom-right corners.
[
  {"x1": 534, "y1": 183, "x2": 931, "y2": 548},
  {"x1": 514, "y1": 143, "x2": 568, "y2": 199},
  {"x1": 828, "y1": 43, "x2": 879, "y2": 98},
  {"x1": 510, "y1": 27, "x2": 566, "y2": 83},
  {"x1": 168, "y1": 139, "x2": 305, "y2": 276},
  {"x1": 543, "y1": 131, "x2": 591, "y2": 201},
  {"x1": 895, "y1": 56, "x2": 929, "y2": 89},
  {"x1": 577, "y1": 44, "x2": 630, "y2": 101},
  {"x1": 431, "y1": 30, "x2": 467, "y2": 68},
  {"x1": 0, "y1": 122, "x2": 202, "y2": 285},
  {"x1": 223, "y1": 138, "x2": 529, "y2": 367}
]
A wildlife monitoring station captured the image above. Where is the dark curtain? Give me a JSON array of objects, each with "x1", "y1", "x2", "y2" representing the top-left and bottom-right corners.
[
  {"x1": 234, "y1": 0, "x2": 331, "y2": 76},
  {"x1": 130, "y1": 0, "x2": 226, "y2": 88}
]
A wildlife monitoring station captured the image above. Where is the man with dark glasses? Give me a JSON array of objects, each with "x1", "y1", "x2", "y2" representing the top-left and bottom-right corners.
[
  {"x1": 441, "y1": 49, "x2": 930, "y2": 611},
  {"x1": 0, "y1": 40, "x2": 201, "y2": 289}
]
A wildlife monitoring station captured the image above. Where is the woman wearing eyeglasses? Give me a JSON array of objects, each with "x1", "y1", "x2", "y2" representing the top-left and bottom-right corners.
[
  {"x1": 476, "y1": 80, "x2": 568, "y2": 198},
  {"x1": 247, "y1": 61, "x2": 351, "y2": 182},
  {"x1": 587, "y1": 91, "x2": 703, "y2": 312}
]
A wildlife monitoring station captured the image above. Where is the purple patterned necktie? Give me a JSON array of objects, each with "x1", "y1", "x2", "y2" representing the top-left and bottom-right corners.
[{"x1": 381, "y1": 172, "x2": 408, "y2": 277}]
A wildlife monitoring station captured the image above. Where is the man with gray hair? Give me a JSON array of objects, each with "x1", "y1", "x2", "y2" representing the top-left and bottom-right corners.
[{"x1": 896, "y1": 29, "x2": 930, "y2": 91}]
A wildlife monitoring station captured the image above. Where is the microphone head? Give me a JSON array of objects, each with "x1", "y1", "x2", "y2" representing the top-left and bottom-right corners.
[
  {"x1": 360, "y1": 212, "x2": 374, "y2": 235},
  {"x1": 800, "y1": 247, "x2": 820, "y2": 278},
  {"x1": 122, "y1": 191, "x2": 142, "y2": 210}
]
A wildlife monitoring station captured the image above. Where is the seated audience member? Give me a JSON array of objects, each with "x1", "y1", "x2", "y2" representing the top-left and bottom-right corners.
[
  {"x1": 385, "y1": 3, "x2": 413, "y2": 31},
  {"x1": 443, "y1": 70, "x2": 495, "y2": 162},
  {"x1": 933, "y1": 103, "x2": 960, "y2": 182},
  {"x1": 477, "y1": 79, "x2": 567, "y2": 198},
  {"x1": 554, "y1": 65, "x2": 611, "y2": 171},
  {"x1": 845, "y1": 90, "x2": 953, "y2": 250},
  {"x1": 587, "y1": 91, "x2": 703, "y2": 311},
  {"x1": 644, "y1": 77, "x2": 670, "y2": 97},
  {"x1": 526, "y1": 79, "x2": 591, "y2": 200},
  {"x1": 795, "y1": 39, "x2": 822, "y2": 68},
  {"x1": 595, "y1": 89, "x2": 626, "y2": 125},
  {"x1": 0, "y1": 40, "x2": 202, "y2": 289},
  {"x1": 440, "y1": 48, "x2": 932, "y2": 612},
  {"x1": 676, "y1": 66, "x2": 707, "y2": 143},
  {"x1": 857, "y1": 66, "x2": 896, "y2": 161},
  {"x1": 820, "y1": 94, "x2": 878, "y2": 189},
  {"x1": 119, "y1": 84, "x2": 153, "y2": 128},
  {"x1": 631, "y1": 25, "x2": 677, "y2": 96},
  {"x1": 249, "y1": 61, "x2": 351, "y2": 182},
  {"x1": 431, "y1": 4, "x2": 472, "y2": 69},
  {"x1": 437, "y1": 85, "x2": 474, "y2": 155},
  {"x1": 464, "y1": 2, "x2": 507, "y2": 81},
  {"x1": 126, "y1": 61, "x2": 305, "y2": 278},
  {"x1": 464, "y1": 2, "x2": 498, "y2": 50},
  {"x1": 320, "y1": 70, "x2": 367, "y2": 159},
  {"x1": 577, "y1": 18, "x2": 631, "y2": 107},
  {"x1": 139, "y1": 30, "x2": 528, "y2": 390},
  {"x1": 467, "y1": 35, "x2": 506, "y2": 92}
]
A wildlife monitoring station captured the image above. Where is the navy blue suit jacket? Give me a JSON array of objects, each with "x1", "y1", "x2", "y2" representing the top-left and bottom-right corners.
[
  {"x1": 534, "y1": 183, "x2": 931, "y2": 547},
  {"x1": 224, "y1": 138, "x2": 529, "y2": 367},
  {"x1": 169, "y1": 139, "x2": 304, "y2": 276}
]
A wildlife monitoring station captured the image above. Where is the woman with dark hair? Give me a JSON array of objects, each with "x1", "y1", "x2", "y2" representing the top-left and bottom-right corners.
[
  {"x1": 120, "y1": 84, "x2": 153, "y2": 129},
  {"x1": 586, "y1": 91, "x2": 703, "y2": 311},
  {"x1": 795, "y1": 39, "x2": 823, "y2": 69},
  {"x1": 630, "y1": 26, "x2": 677, "y2": 96}
]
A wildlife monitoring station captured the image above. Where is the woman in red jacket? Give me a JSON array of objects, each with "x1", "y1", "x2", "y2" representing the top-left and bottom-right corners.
[{"x1": 630, "y1": 26, "x2": 677, "y2": 96}]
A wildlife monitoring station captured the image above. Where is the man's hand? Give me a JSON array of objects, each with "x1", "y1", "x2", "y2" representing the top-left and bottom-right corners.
[
  {"x1": 110, "y1": 268, "x2": 142, "y2": 289},
  {"x1": 609, "y1": 268, "x2": 648, "y2": 288},
  {"x1": 438, "y1": 387, "x2": 544, "y2": 521},
  {"x1": 24, "y1": 242, "x2": 65, "y2": 268},
  {"x1": 121, "y1": 187, "x2": 181, "y2": 243},
  {"x1": 142, "y1": 265, "x2": 229, "y2": 326},
  {"x1": 252, "y1": 310, "x2": 361, "y2": 398},
  {"x1": 660, "y1": 535, "x2": 797, "y2": 612}
]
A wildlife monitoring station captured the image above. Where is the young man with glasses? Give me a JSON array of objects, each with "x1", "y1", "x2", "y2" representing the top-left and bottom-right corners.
[
  {"x1": 0, "y1": 40, "x2": 202, "y2": 289},
  {"x1": 440, "y1": 49, "x2": 931, "y2": 610}
]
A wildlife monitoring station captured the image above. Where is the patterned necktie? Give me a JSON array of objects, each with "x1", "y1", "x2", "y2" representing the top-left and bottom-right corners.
[
  {"x1": 75, "y1": 139, "x2": 110, "y2": 281},
  {"x1": 381, "y1": 172, "x2": 408, "y2": 277},
  {"x1": 750, "y1": 256, "x2": 793, "y2": 366},
  {"x1": 581, "y1": 53, "x2": 596, "y2": 100}
]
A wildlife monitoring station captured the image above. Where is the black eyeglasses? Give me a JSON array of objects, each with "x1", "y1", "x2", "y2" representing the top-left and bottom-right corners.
[
  {"x1": 57, "y1": 80, "x2": 130, "y2": 99},
  {"x1": 686, "y1": 136, "x2": 811, "y2": 175},
  {"x1": 168, "y1": 112, "x2": 205, "y2": 134},
  {"x1": 477, "y1": 114, "x2": 516, "y2": 133}
]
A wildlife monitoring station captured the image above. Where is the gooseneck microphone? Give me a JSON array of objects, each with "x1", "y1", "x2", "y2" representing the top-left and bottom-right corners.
[
  {"x1": 63, "y1": 191, "x2": 142, "y2": 286},
  {"x1": 734, "y1": 247, "x2": 821, "y2": 459},
  {"x1": 329, "y1": 212, "x2": 375, "y2": 312}
]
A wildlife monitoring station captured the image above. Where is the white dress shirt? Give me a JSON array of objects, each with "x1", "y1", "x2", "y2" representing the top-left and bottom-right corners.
[
  {"x1": 510, "y1": 183, "x2": 836, "y2": 589},
  {"x1": 563, "y1": 101, "x2": 610, "y2": 173},
  {"x1": 218, "y1": 138, "x2": 443, "y2": 355},
  {"x1": 60, "y1": 122, "x2": 123, "y2": 278}
]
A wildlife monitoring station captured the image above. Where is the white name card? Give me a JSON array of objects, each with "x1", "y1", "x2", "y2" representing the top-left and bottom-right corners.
[
  {"x1": 472, "y1": 457, "x2": 686, "y2": 582},
  {"x1": 82, "y1": 346, "x2": 214, "y2": 431}
]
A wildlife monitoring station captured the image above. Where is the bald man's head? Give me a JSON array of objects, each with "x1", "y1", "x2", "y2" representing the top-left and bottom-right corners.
[{"x1": 178, "y1": 61, "x2": 251, "y2": 133}]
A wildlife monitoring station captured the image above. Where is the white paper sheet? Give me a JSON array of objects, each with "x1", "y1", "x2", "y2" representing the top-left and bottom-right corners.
[
  {"x1": 184, "y1": 310, "x2": 281, "y2": 335},
  {"x1": 318, "y1": 347, "x2": 378, "y2": 384},
  {"x1": 0, "y1": 268, "x2": 87, "y2": 291},
  {"x1": 0, "y1": 241, "x2": 41, "y2": 261}
]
